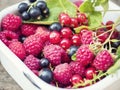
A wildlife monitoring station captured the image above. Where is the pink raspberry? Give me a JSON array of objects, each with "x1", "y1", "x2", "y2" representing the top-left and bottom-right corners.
[
  {"x1": 69, "y1": 61, "x2": 85, "y2": 77},
  {"x1": 0, "y1": 30, "x2": 19, "y2": 46},
  {"x1": 24, "y1": 55, "x2": 41, "y2": 70},
  {"x1": 43, "y1": 44, "x2": 70, "y2": 66},
  {"x1": 21, "y1": 24, "x2": 38, "y2": 36},
  {"x1": 1, "y1": 14, "x2": 22, "y2": 31},
  {"x1": 76, "y1": 45, "x2": 94, "y2": 66},
  {"x1": 9, "y1": 40, "x2": 26, "y2": 60},
  {"x1": 93, "y1": 50, "x2": 114, "y2": 71},
  {"x1": 23, "y1": 35, "x2": 43, "y2": 56},
  {"x1": 35, "y1": 26, "x2": 50, "y2": 43},
  {"x1": 53, "y1": 63, "x2": 72, "y2": 85},
  {"x1": 81, "y1": 30, "x2": 93, "y2": 44}
]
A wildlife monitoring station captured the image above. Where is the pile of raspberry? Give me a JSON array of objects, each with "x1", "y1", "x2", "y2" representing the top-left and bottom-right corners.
[{"x1": 0, "y1": 2, "x2": 120, "y2": 89}]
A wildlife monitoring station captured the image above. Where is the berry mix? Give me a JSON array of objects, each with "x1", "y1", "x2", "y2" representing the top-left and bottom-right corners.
[{"x1": 0, "y1": 0, "x2": 120, "y2": 89}]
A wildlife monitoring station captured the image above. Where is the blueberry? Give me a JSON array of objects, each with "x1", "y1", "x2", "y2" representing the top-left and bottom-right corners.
[
  {"x1": 42, "y1": 7, "x2": 50, "y2": 18},
  {"x1": 39, "y1": 68, "x2": 53, "y2": 83},
  {"x1": 19, "y1": 36, "x2": 26, "y2": 43},
  {"x1": 29, "y1": 7, "x2": 42, "y2": 19},
  {"x1": 21, "y1": 11, "x2": 31, "y2": 20},
  {"x1": 40, "y1": 58, "x2": 50, "y2": 68},
  {"x1": 18, "y1": 3, "x2": 29, "y2": 13},
  {"x1": 36, "y1": 1, "x2": 47, "y2": 10},
  {"x1": 111, "y1": 41, "x2": 120, "y2": 48},
  {"x1": 68, "y1": 46, "x2": 78, "y2": 57},
  {"x1": 29, "y1": 0, "x2": 36, "y2": 3},
  {"x1": 49, "y1": 22, "x2": 62, "y2": 32}
]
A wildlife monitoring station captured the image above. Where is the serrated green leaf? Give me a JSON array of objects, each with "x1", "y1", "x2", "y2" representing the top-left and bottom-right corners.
[
  {"x1": 88, "y1": 11, "x2": 102, "y2": 29},
  {"x1": 71, "y1": 53, "x2": 76, "y2": 61},
  {"x1": 24, "y1": 0, "x2": 77, "y2": 25}
]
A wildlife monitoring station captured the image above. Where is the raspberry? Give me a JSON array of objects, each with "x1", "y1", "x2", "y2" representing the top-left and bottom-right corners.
[
  {"x1": 1, "y1": 14, "x2": 22, "y2": 31},
  {"x1": 93, "y1": 50, "x2": 114, "y2": 71},
  {"x1": 0, "y1": 30, "x2": 19, "y2": 46},
  {"x1": 76, "y1": 45, "x2": 94, "y2": 66},
  {"x1": 21, "y1": 24, "x2": 38, "y2": 36},
  {"x1": 23, "y1": 35, "x2": 43, "y2": 56},
  {"x1": 35, "y1": 26, "x2": 50, "y2": 43},
  {"x1": 24, "y1": 55, "x2": 41, "y2": 70},
  {"x1": 69, "y1": 61, "x2": 85, "y2": 77},
  {"x1": 81, "y1": 30, "x2": 93, "y2": 44},
  {"x1": 43, "y1": 44, "x2": 69, "y2": 66},
  {"x1": 53, "y1": 63, "x2": 72, "y2": 85},
  {"x1": 9, "y1": 40, "x2": 26, "y2": 60}
]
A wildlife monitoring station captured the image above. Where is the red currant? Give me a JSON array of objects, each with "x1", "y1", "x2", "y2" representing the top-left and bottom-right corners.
[
  {"x1": 61, "y1": 27, "x2": 72, "y2": 38},
  {"x1": 70, "y1": 18, "x2": 78, "y2": 28},
  {"x1": 72, "y1": 34, "x2": 81, "y2": 46},
  {"x1": 60, "y1": 38, "x2": 71, "y2": 49},
  {"x1": 111, "y1": 31, "x2": 119, "y2": 39},
  {"x1": 59, "y1": 13, "x2": 71, "y2": 26},
  {"x1": 79, "y1": 28, "x2": 89, "y2": 36},
  {"x1": 49, "y1": 31, "x2": 61, "y2": 44},
  {"x1": 77, "y1": 13, "x2": 87, "y2": 24},
  {"x1": 106, "y1": 21, "x2": 114, "y2": 30},
  {"x1": 70, "y1": 74, "x2": 83, "y2": 85},
  {"x1": 85, "y1": 67, "x2": 96, "y2": 79}
]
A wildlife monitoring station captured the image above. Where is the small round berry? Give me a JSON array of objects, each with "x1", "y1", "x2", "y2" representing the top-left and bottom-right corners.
[
  {"x1": 21, "y1": 11, "x2": 31, "y2": 20},
  {"x1": 29, "y1": 7, "x2": 42, "y2": 19},
  {"x1": 49, "y1": 31, "x2": 61, "y2": 44},
  {"x1": 68, "y1": 46, "x2": 78, "y2": 57},
  {"x1": 106, "y1": 21, "x2": 114, "y2": 30},
  {"x1": 42, "y1": 7, "x2": 50, "y2": 18},
  {"x1": 70, "y1": 18, "x2": 78, "y2": 28},
  {"x1": 59, "y1": 13, "x2": 71, "y2": 26},
  {"x1": 36, "y1": 1, "x2": 47, "y2": 10},
  {"x1": 29, "y1": 0, "x2": 36, "y2": 3},
  {"x1": 72, "y1": 34, "x2": 81, "y2": 46},
  {"x1": 18, "y1": 3, "x2": 29, "y2": 13},
  {"x1": 77, "y1": 13, "x2": 87, "y2": 24},
  {"x1": 111, "y1": 41, "x2": 120, "y2": 48},
  {"x1": 60, "y1": 38, "x2": 71, "y2": 50},
  {"x1": 19, "y1": 36, "x2": 26, "y2": 43},
  {"x1": 85, "y1": 67, "x2": 96, "y2": 79},
  {"x1": 61, "y1": 27, "x2": 72, "y2": 38},
  {"x1": 40, "y1": 58, "x2": 50, "y2": 68},
  {"x1": 39, "y1": 68, "x2": 53, "y2": 83},
  {"x1": 70, "y1": 74, "x2": 83, "y2": 85},
  {"x1": 49, "y1": 22, "x2": 62, "y2": 32},
  {"x1": 79, "y1": 28, "x2": 88, "y2": 35}
]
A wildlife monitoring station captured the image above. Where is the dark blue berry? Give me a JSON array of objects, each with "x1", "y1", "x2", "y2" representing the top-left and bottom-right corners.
[
  {"x1": 68, "y1": 46, "x2": 78, "y2": 57},
  {"x1": 111, "y1": 41, "x2": 120, "y2": 48},
  {"x1": 21, "y1": 11, "x2": 31, "y2": 20},
  {"x1": 19, "y1": 36, "x2": 26, "y2": 43},
  {"x1": 49, "y1": 22, "x2": 62, "y2": 32},
  {"x1": 36, "y1": 1, "x2": 47, "y2": 10},
  {"x1": 18, "y1": 3, "x2": 29, "y2": 13},
  {"x1": 39, "y1": 68, "x2": 53, "y2": 83},
  {"x1": 29, "y1": 0, "x2": 36, "y2": 3},
  {"x1": 40, "y1": 58, "x2": 50, "y2": 68},
  {"x1": 29, "y1": 7, "x2": 42, "y2": 19},
  {"x1": 42, "y1": 7, "x2": 50, "y2": 18}
]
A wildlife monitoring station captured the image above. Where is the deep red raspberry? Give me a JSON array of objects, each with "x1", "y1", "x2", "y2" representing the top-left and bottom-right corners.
[
  {"x1": 24, "y1": 55, "x2": 41, "y2": 70},
  {"x1": 76, "y1": 45, "x2": 94, "y2": 66},
  {"x1": 0, "y1": 30, "x2": 18, "y2": 46},
  {"x1": 21, "y1": 24, "x2": 38, "y2": 36},
  {"x1": 35, "y1": 26, "x2": 50, "y2": 43},
  {"x1": 53, "y1": 63, "x2": 72, "y2": 85},
  {"x1": 9, "y1": 40, "x2": 26, "y2": 60},
  {"x1": 69, "y1": 61, "x2": 85, "y2": 76},
  {"x1": 43, "y1": 44, "x2": 69, "y2": 66},
  {"x1": 1, "y1": 14, "x2": 22, "y2": 31},
  {"x1": 81, "y1": 30, "x2": 93, "y2": 44},
  {"x1": 93, "y1": 50, "x2": 114, "y2": 71},
  {"x1": 23, "y1": 35, "x2": 43, "y2": 56}
]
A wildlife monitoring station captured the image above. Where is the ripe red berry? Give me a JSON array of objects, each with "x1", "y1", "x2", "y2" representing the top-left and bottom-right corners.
[
  {"x1": 110, "y1": 31, "x2": 119, "y2": 39},
  {"x1": 85, "y1": 67, "x2": 96, "y2": 79},
  {"x1": 59, "y1": 13, "x2": 71, "y2": 26},
  {"x1": 72, "y1": 34, "x2": 81, "y2": 46},
  {"x1": 70, "y1": 18, "x2": 78, "y2": 28},
  {"x1": 77, "y1": 13, "x2": 87, "y2": 24},
  {"x1": 60, "y1": 38, "x2": 71, "y2": 49},
  {"x1": 106, "y1": 21, "x2": 114, "y2": 30},
  {"x1": 61, "y1": 27, "x2": 72, "y2": 38},
  {"x1": 70, "y1": 74, "x2": 83, "y2": 85},
  {"x1": 49, "y1": 31, "x2": 61, "y2": 44}
]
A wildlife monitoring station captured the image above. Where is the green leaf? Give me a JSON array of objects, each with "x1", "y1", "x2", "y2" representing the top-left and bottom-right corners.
[
  {"x1": 24, "y1": 0, "x2": 77, "y2": 25},
  {"x1": 71, "y1": 53, "x2": 76, "y2": 61},
  {"x1": 101, "y1": 0, "x2": 109, "y2": 15},
  {"x1": 79, "y1": 0, "x2": 94, "y2": 13},
  {"x1": 88, "y1": 11, "x2": 102, "y2": 29},
  {"x1": 116, "y1": 46, "x2": 120, "y2": 56},
  {"x1": 110, "y1": 39, "x2": 120, "y2": 43}
]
